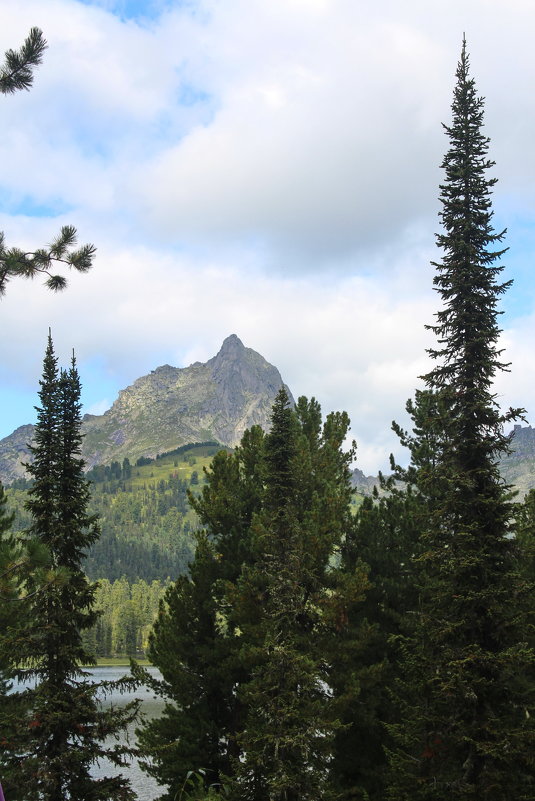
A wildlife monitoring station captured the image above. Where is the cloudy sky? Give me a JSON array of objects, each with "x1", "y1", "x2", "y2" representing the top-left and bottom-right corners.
[{"x1": 1, "y1": 0, "x2": 534, "y2": 473}]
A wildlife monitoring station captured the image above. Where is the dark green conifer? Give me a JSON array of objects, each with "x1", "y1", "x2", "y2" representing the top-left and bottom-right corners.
[
  {"x1": 0, "y1": 481, "x2": 24, "y2": 799},
  {"x1": 387, "y1": 40, "x2": 535, "y2": 800},
  {"x1": 329, "y1": 484, "x2": 422, "y2": 801},
  {"x1": 0, "y1": 27, "x2": 46, "y2": 94},
  {"x1": 135, "y1": 426, "x2": 266, "y2": 799},
  {"x1": 137, "y1": 391, "x2": 361, "y2": 800},
  {"x1": 516, "y1": 489, "x2": 535, "y2": 586},
  {"x1": 235, "y1": 390, "x2": 344, "y2": 801},
  {"x1": 231, "y1": 391, "x2": 363, "y2": 800},
  {"x1": 4, "y1": 335, "x2": 139, "y2": 801}
]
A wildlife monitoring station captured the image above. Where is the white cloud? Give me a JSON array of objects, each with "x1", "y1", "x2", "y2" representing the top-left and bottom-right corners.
[
  {"x1": 132, "y1": 4, "x2": 447, "y2": 262},
  {"x1": 0, "y1": 234, "x2": 436, "y2": 472}
]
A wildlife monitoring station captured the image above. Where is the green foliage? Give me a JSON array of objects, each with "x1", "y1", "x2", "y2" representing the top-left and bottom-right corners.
[
  {"x1": 515, "y1": 489, "x2": 535, "y2": 577},
  {"x1": 177, "y1": 769, "x2": 230, "y2": 800},
  {"x1": 386, "y1": 41, "x2": 535, "y2": 800},
  {"x1": 136, "y1": 390, "x2": 364, "y2": 801},
  {"x1": 1, "y1": 336, "x2": 139, "y2": 801},
  {"x1": 0, "y1": 27, "x2": 46, "y2": 94},
  {"x1": 86, "y1": 577, "x2": 169, "y2": 658},
  {"x1": 327, "y1": 484, "x2": 423, "y2": 801},
  {"x1": 134, "y1": 431, "x2": 266, "y2": 799},
  {"x1": 233, "y1": 391, "x2": 359, "y2": 801},
  {"x1": 5, "y1": 443, "x2": 219, "y2": 583},
  {"x1": 84, "y1": 445, "x2": 214, "y2": 581}
]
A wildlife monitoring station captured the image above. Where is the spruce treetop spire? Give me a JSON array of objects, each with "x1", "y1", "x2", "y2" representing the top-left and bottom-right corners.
[
  {"x1": 387, "y1": 40, "x2": 534, "y2": 799},
  {"x1": 424, "y1": 37, "x2": 522, "y2": 459},
  {"x1": 4, "y1": 334, "x2": 139, "y2": 800}
]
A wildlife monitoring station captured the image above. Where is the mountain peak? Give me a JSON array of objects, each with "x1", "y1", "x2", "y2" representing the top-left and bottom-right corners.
[
  {"x1": 0, "y1": 336, "x2": 292, "y2": 483},
  {"x1": 217, "y1": 334, "x2": 245, "y2": 358}
]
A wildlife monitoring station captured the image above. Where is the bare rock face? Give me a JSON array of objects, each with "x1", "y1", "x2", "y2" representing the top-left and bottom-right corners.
[
  {"x1": 0, "y1": 424, "x2": 34, "y2": 483},
  {"x1": 0, "y1": 335, "x2": 294, "y2": 483},
  {"x1": 350, "y1": 467, "x2": 381, "y2": 496}
]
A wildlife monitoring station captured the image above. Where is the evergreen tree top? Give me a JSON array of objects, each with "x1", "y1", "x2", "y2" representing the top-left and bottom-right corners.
[{"x1": 424, "y1": 37, "x2": 523, "y2": 452}]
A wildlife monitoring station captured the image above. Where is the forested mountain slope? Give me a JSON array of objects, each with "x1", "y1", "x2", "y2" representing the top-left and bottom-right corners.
[
  {"x1": 6, "y1": 442, "x2": 217, "y2": 583},
  {"x1": 5, "y1": 428, "x2": 535, "y2": 659}
]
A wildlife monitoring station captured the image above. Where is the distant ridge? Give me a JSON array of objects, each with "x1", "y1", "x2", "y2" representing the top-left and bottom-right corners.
[
  {"x1": 351, "y1": 424, "x2": 535, "y2": 499},
  {"x1": 499, "y1": 424, "x2": 535, "y2": 497},
  {"x1": 0, "y1": 335, "x2": 294, "y2": 484}
]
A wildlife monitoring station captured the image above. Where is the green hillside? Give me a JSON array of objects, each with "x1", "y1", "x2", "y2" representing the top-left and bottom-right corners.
[
  {"x1": 6, "y1": 441, "x2": 226, "y2": 583},
  {"x1": 4, "y1": 442, "x2": 229, "y2": 659}
]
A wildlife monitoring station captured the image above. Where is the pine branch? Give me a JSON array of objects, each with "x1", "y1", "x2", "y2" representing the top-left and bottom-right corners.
[
  {"x1": 0, "y1": 227, "x2": 97, "y2": 295},
  {"x1": 0, "y1": 35, "x2": 97, "y2": 297},
  {"x1": 0, "y1": 27, "x2": 47, "y2": 95}
]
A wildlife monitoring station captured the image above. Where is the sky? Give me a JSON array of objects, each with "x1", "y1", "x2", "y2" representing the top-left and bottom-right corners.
[{"x1": 1, "y1": 0, "x2": 535, "y2": 474}]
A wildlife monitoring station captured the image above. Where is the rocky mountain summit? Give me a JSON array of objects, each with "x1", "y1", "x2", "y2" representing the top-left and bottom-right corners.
[
  {"x1": 3, "y1": 338, "x2": 535, "y2": 496},
  {"x1": 0, "y1": 335, "x2": 293, "y2": 484}
]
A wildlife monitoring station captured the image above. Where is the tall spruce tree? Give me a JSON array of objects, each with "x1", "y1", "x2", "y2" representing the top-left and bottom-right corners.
[
  {"x1": 387, "y1": 40, "x2": 535, "y2": 800},
  {"x1": 3, "y1": 335, "x2": 138, "y2": 801},
  {"x1": 234, "y1": 391, "x2": 349, "y2": 801}
]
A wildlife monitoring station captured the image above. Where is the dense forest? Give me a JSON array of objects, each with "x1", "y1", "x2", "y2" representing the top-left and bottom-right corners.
[
  {"x1": 4, "y1": 444, "x2": 225, "y2": 658},
  {"x1": 6, "y1": 443, "x2": 222, "y2": 582},
  {"x1": 82, "y1": 577, "x2": 170, "y2": 657}
]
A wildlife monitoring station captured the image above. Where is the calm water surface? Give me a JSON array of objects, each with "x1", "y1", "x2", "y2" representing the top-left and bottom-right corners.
[
  {"x1": 90, "y1": 666, "x2": 165, "y2": 801},
  {"x1": 12, "y1": 665, "x2": 166, "y2": 801}
]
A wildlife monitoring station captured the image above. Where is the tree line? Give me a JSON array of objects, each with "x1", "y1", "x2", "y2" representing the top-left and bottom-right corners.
[
  {"x1": 4, "y1": 446, "x2": 215, "y2": 583},
  {"x1": 82, "y1": 577, "x2": 169, "y2": 658}
]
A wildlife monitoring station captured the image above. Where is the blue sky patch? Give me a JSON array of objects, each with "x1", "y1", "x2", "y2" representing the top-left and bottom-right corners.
[
  {"x1": 0, "y1": 190, "x2": 72, "y2": 219},
  {"x1": 76, "y1": 0, "x2": 186, "y2": 23},
  {"x1": 178, "y1": 82, "x2": 211, "y2": 108}
]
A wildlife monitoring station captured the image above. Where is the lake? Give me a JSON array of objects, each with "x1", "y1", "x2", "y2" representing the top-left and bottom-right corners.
[{"x1": 10, "y1": 665, "x2": 166, "y2": 801}]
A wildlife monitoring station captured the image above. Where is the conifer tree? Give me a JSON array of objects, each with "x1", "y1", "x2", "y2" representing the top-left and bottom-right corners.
[
  {"x1": 234, "y1": 390, "x2": 355, "y2": 801},
  {"x1": 329, "y1": 485, "x2": 422, "y2": 801},
  {"x1": 4, "y1": 335, "x2": 138, "y2": 801},
  {"x1": 516, "y1": 489, "x2": 535, "y2": 588},
  {"x1": 136, "y1": 392, "x2": 362, "y2": 800},
  {"x1": 0, "y1": 481, "x2": 25, "y2": 800},
  {"x1": 387, "y1": 40, "x2": 535, "y2": 800},
  {"x1": 0, "y1": 480, "x2": 18, "y2": 633},
  {"x1": 135, "y1": 426, "x2": 267, "y2": 800}
]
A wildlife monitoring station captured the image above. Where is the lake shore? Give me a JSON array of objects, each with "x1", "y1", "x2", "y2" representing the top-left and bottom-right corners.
[{"x1": 83, "y1": 656, "x2": 152, "y2": 667}]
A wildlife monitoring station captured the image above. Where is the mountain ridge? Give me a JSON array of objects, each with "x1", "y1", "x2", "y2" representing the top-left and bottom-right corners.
[
  {"x1": 3, "y1": 337, "x2": 535, "y2": 496},
  {"x1": 349, "y1": 424, "x2": 535, "y2": 498},
  {"x1": 0, "y1": 334, "x2": 293, "y2": 484}
]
